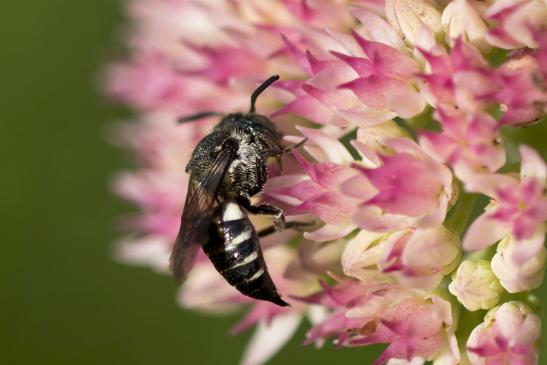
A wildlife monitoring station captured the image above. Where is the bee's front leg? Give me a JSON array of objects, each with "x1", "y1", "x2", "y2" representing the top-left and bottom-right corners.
[{"x1": 236, "y1": 197, "x2": 286, "y2": 231}]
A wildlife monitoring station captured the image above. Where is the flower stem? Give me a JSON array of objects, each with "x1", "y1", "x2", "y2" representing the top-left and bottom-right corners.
[
  {"x1": 445, "y1": 188, "x2": 478, "y2": 235},
  {"x1": 455, "y1": 307, "x2": 485, "y2": 364}
]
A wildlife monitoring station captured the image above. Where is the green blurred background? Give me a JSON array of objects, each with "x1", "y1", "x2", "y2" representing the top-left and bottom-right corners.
[{"x1": 1, "y1": 1, "x2": 545, "y2": 364}]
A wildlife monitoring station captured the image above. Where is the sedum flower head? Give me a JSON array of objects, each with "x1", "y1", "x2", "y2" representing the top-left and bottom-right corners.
[
  {"x1": 104, "y1": 0, "x2": 547, "y2": 364},
  {"x1": 448, "y1": 260, "x2": 503, "y2": 311}
]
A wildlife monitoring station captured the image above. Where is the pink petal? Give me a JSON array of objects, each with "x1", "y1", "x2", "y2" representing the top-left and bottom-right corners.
[
  {"x1": 519, "y1": 145, "x2": 546, "y2": 187},
  {"x1": 280, "y1": 34, "x2": 313, "y2": 75},
  {"x1": 330, "y1": 51, "x2": 374, "y2": 77},
  {"x1": 302, "y1": 83, "x2": 356, "y2": 113},
  {"x1": 419, "y1": 48, "x2": 452, "y2": 74},
  {"x1": 179, "y1": 262, "x2": 241, "y2": 313},
  {"x1": 348, "y1": 7, "x2": 405, "y2": 50},
  {"x1": 360, "y1": 153, "x2": 444, "y2": 217},
  {"x1": 264, "y1": 174, "x2": 309, "y2": 206},
  {"x1": 419, "y1": 131, "x2": 458, "y2": 162},
  {"x1": 351, "y1": 30, "x2": 419, "y2": 79},
  {"x1": 351, "y1": 140, "x2": 383, "y2": 167},
  {"x1": 354, "y1": 205, "x2": 418, "y2": 232},
  {"x1": 272, "y1": 95, "x2": 334, "y2": 125},
  {"x1": 461, "y1": 172, "x2": 518, "y2": 198},
  {"x1": 381, "y1": 137, "x2": 425, "y2": 157},
  {"x1": 304, "y1": 223, "x2": 357, "y2": 242},
  {"x1": 339, "y1": 108, "x2": 398, "y2": 128},
  {"x1": 511, "y1": 230, "x2": 546, "y2": 265},
  {"x1": 340, "y1": 172, "x2": 379, "y2": 200},
  {"x1": 453, "y1": 70, "x2": 499, "y2": 101},
  {"x1": 275, "y1": 179, "x2": 322, "y2": 201},
  {"x1": 512, "y1": 213, "x2": 543, "y2": 241},
  {"x1": 463, "y1": 213, "x2": 509, "y2": 251},
  {"x1": 114, "y1": 235, "x2": 170, "y2": 272},
  {"x1": 416, "y1": 193, "x2": 449, "y2": 228},
  {"x1": 288, "y1": 192, "x2": 357, "y2": 224},
  {"x1": 385, "y1": 90, "x2": 426, "y2": 118},
  {"x1": 325, "y1": 27, "x2": 365, "y2": 56},
  {"x1": 305, "y1": 66, "x2": 359, "y2": 107},
  {"x1": 240, "y1": 313, "x2": 301, "y2": 365},
  {"x1": 402, "y1": 226, "x2": 459, "y2": 268},
  {"x1": 340, "y1": 75, "x2": 414, "y2": 110},
  {"x1": 451, "y1": 38, "x2": 487, "y2": 70},
  {"x1": 305, "y1": 50, "x2": 339, "y2": 73},
  {"x1": 295, "y1": 126, "x2": 354, "y2": 164}
]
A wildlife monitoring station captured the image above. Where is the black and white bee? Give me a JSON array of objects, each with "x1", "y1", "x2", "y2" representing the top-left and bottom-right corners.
[{"x1": 170, "y1": 75, "x2": 307, "y2": 307}]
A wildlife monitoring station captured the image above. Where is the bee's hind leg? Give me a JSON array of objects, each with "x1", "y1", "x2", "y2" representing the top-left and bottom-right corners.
[
  {"x1": 236, "y1": 197, "x2": 286, "y2": 231},
  {"x1": 257, "y1": 221, "x2": 315, "y2": 238}
]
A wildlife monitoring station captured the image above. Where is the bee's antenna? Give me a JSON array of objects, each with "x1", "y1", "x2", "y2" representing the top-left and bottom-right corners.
[
  {"x1": 249, "y1": 75, "x2": 280, "y2": 113},
  {"x1": 177, "y1": 111, "x2": 222, "y2": 124}
]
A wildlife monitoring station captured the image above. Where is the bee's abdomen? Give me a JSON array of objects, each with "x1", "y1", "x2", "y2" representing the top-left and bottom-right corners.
[{"x1": 203, "y1": 201, "x2": 288, "y2": 306}]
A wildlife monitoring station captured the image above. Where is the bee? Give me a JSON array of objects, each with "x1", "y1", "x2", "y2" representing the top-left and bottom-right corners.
[{"x1": 170, "y1": 75, "x2": 307, "y2": 306}]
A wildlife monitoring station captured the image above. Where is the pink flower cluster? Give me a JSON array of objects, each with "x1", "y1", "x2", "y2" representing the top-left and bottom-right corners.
[{"x1": 105, "y1": 1, "x2": 546, "y2": 364}]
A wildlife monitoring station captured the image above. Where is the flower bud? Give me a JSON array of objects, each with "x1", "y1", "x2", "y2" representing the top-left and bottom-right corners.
[
  {"x1": 448, "y1": 260, "x2": 502, "y2": 311},
  {"x1": 467, "y1": 301, "x2": 540, "y2": 365},
  {"x1": 441, "y1": 0, "x2": 488, "y2": 50},
  {"x1": 491, "y1": 236, "x2": 546, "y2": 293},
  {"x1": 379, "y1": 226, "x2": 461, "y2": 290},
  {"x1": 342, "y1": 230, "x2": 391, "y2": 283},
  {"x1": 385, "y1": 0, "x2": 443, "y2": 45}
]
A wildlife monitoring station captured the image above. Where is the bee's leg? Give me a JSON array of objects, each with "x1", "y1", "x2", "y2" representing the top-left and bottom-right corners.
[
  {"x1": 267, "y1": 138, "x2": 307, "y2": 174},
  {"x1": 177, "y1": 111, "x2": 222, "y2": 124},
  {"x1": 265, "y1": 138, "x2": 308, "y2": 159},
  {"x1": 257, "y1": 221, "x2": 315, "y2": 238},
  {"x1": 276, "y1": 156, "x2": 284, "y2": 174},
  {"x1": 280, "y1": 138, "x2": 307, "y2": 154},
  {"x1": 236, "y1": 197, "x2": 286, "y2": 231}
]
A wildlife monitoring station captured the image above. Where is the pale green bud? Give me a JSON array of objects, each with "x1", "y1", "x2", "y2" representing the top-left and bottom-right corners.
[{"x1": 448, "y1": 260, "x2": 503, "y2": 311}]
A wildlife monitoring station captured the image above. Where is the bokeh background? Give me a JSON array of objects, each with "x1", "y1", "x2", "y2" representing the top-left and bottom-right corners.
[{"x1": 1, "y1": 1, "x2": 545, "y2": 364}]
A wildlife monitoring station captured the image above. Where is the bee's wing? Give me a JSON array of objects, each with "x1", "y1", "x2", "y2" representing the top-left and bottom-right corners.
[{"x1": 169, "y1": 141, "x2": 238, "y2": 283}]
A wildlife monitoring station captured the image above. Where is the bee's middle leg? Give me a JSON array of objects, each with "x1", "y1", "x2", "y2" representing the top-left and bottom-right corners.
[{"x1": 236, "y1": 197, "x2": 285, "y2": 231}]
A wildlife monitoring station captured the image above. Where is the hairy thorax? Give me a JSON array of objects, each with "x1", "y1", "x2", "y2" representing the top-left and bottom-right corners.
[
  {"x1": 186, "y1": 127, "x2": 274, "y2": 200},
  {"x1": 222, "y1": 129, "x2": 267, "y2": 198}
]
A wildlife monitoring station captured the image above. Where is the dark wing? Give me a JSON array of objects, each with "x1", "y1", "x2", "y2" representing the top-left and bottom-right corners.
[{"x1": 169, "y1": 140, "x2": 238, "y2": 283}]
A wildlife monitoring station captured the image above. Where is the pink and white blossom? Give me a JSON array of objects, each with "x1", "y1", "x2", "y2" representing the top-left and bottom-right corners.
[
  {"x1": 420, "y1": 108, "x2": 505, "y2": 177},
  {"x1": 491, "y1": 236, "x2": 546, "y2": 293},
  {"x1": 377, "y1": 226, "x2": 460, "y2": 289},
  {"x1": 467, "y1": 301, "x2": 541, "y2": 365},
  {"x1": 344, "y1": 138, "x2": 453, "y2": 232},
  {"x1": 463, "y1": 146, "x2": 547, "y2": 264},
  {"x1": 485, "y1": 0, "x2": 547, "y2": 49},
  {"x1": 343, "y1": 226, "x2": 460, "y2": 290},
  {"x1": 302, "y1": 281, "x2": 459, "y2": 365}
]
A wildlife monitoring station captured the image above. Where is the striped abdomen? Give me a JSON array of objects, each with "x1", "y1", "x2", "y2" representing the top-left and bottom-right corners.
[{"x1": 203, "y1": 201, "x2": 288, "y2": 306}]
